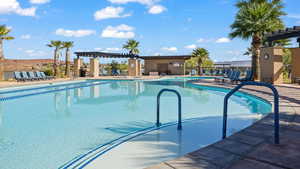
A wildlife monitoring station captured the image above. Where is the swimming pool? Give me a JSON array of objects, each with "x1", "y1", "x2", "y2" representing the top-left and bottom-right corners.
[{"x1": 0, "y1": 78, "x2": 271, "y2": 169}]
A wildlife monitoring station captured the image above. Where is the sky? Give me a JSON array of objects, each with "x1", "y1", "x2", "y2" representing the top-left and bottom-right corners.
[{"x1": 0, "y1": 0, "x2": 299, "y2": 63}]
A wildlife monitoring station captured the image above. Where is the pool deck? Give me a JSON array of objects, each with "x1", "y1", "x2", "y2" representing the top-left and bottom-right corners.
[{"x1": 147, "y1": 79, "x2": 300, "y2": 169}]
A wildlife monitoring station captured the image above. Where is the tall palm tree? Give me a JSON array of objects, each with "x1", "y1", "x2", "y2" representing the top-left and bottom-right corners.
[
  {"x1": 191, "y1": 48, "x2": 209, "y2": 75},
  {"x1": 123, "y1": 39, "x2": 140, "y2": 54},
  {"x1": 0, "y1": 25, "x2": 14, "y2": 60},
  {"x1": 62, "y1": 41, "x2": 74, "y2": 77},
  {"x1": 229, "y1": 0, "x2": 286, "y2": 80},
  {"x1": 47, "y1": 40, "x2": 63, "y2": 77}
]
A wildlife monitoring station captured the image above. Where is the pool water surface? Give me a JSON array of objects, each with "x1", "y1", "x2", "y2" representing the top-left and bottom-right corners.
[{"x1": 0, "y1": 79, "x2": 271, "y2": 169}]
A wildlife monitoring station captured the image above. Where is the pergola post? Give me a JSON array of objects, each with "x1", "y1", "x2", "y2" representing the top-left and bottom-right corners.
[
  {"x1": 74, "y1": 58, "x2": 82, "y2": 77},
  {"x1": 90, "y1": 58, "x2": 99, "y2": 78},
  {"x1": 259, "y1": 47, "x2": 283, "y2": 84},
  {"x1": 128, "y1": 58, "x2": 139, "y2": 76},
  {"x1": 290, "y1": 48, "x2": 300, "y2": 82}
]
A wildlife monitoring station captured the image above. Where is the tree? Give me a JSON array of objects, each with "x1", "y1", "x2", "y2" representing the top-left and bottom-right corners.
[
  {"x1": 229, "y1": 0, "x2": 286, "y2": 80},
  {"x1": 47, "y1": 41, "x2": 63, "y2": 77},
  {"x1": 191, "y1": 48, "x2": 209, "y2": 75},
  {"x1": 123, "y1": 39, "x2": 140, "y2": 54},
  {"x1": 0, "y1": 25, "x2": 14, "y2": 60},
  {"x1": 62, "y1": 41, "x2": 74, "y2": 77}
]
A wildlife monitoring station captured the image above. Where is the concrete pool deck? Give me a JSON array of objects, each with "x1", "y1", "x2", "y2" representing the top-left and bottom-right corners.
[{"x1": 147, "y1": 79, "x2": 300, "y2": 169}]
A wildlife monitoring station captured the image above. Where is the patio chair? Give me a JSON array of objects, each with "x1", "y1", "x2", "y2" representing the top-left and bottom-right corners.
[
  {"x1": 35, "y1": 71, "x2": 45, "y2": 80},
  {"x1": 14, "y1": 72, "x2": 26, "y2": 82},
  {"x1": 40, "y1": 72, "x2": 54, "y2": 80},
  {"x1": 21, "y1": 71, "x2": 33, "y2": 81},
  {"x1": 28, "y1": 72, "x2": 40, "y2": 81},
  {"x1": 230, "y1": 71, "x2": 241, "y2": 83},
  {"x1": 237, "y1": 70, "x2": 253, "y2": 82}
]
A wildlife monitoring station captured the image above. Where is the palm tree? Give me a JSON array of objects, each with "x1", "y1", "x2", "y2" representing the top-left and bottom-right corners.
[
  {"x1": 62, "y1": 41, "x2": 74, "y2": 77},
  {"x1": 123, "y1": 39, "x2": 140, "y2": 54},
  {"x1": 229, "y1": 0, "x2": 286, "y2": 80},
  {"x1": 191, "y1": 48, "x2": 209, "y2": 75},
  {"x1": 47, "y1": 40, "x2": 63, "y2": 77},
  {"x1": 0, "y1": 25, "x2": 14, "y2": 60}
]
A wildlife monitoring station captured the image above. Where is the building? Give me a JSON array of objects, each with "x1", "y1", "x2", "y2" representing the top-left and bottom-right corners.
[{"x1": 139, "y1": 55, "x2": 192, "y2": 75}]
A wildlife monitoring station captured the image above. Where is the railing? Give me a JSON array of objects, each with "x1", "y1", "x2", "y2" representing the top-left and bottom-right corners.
[
  {"x1": 223, "y1": 81, "x2": 280, "y2": 144},
  {"x1": 157, "y1": 89, "x2": 182, "y2": 130}
]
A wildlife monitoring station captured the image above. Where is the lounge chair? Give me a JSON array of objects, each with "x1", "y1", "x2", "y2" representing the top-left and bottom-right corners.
[
  {"x1": 215, "y1": 70, "x2": 233, "y2": 82},
  {"x1": 21, "y1": 71, "x2": 33, "y2": 81},
  {"x1": 28, "y1": 72, "x2": 40, "y2": 81},
  {"x1": 230, "y1": 71, "x2": 241, "y2": 83},
  {"x1": 14, "y1": 72, "x2": 26, "y2": 82},
  {"x1": 237, "y1": 70, "x2": 253, "y2": 82},
  {"x1": 40, "y1": 72, "x2": 54, "y2": 80},
  {"x1": 35, "y1": 71, "x2": 45, "y2": 80}
]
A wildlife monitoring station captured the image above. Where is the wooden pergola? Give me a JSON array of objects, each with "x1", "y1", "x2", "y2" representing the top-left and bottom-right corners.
[{"x1": 265, "y1": 26, "x2": 300, "y2": 47}]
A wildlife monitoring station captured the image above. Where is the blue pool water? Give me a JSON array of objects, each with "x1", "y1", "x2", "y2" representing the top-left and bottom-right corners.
[{"x1": 0, "y1": 79, "x2": 271, "y2": 169}]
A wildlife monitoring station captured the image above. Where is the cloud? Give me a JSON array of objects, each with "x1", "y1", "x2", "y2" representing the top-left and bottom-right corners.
[
  {"x1": 55, "y1": 28, "x2": 96, "y2": 37},
  {"x1": 185, "y1": 44, "x2": 197, "y2": 49},
  {"x1": 29, "y1": 0, "x2": 50, "y2": 4},
  {"x1": 148, "y1": 5, "x2": 166, "y2": 14},
  {"x1": 94, "y1": 48, "x2": 102, "y2": 51},
  {"x1": 216, "y1": 37, "x2": 231, "y2": 43},
  {"x1": 161, "y1": 47, "x2": 177, "y2": 52},
  {"x1": 24, "y1": 49, "x2": 47, "y2": 57},
  {"x1": 287, "y1": 14, "x2": 300, "y2": 19},
  {"x1": 94, "y1": 6, "x2": 131, "y2": 20},
  {"x1": 20, "y1": 34, "x2": 31, "y2": 39},
  {"x1": 0, "y1": 0, "x2": 36, "y2": 16},
  {"x1": 106, "y1": 47, "x2": 122, "y2": 51},
  {"x1": 107, "y1": 0, "x2": 160, "y2": 6},
  {"x1": 227, "y1": 50, "x2": 242, "y2": 56},
  {"x1": 101, "y1": 24, "x2": 135, "y2": 38},
  {"x1": 197, "y1": 38, "x2": 205, "y2": 43}
]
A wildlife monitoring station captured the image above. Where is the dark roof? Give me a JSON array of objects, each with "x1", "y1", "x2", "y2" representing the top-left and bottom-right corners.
[
  {"x1": 140, "y1": 55, "x2": 192, "y2": 60},
  {"x1": 264, "y1": 26, "x2": 300, "y2": 46},
  {"x1": 74, "y1": 52, "x2": 139, "y2": 58}
]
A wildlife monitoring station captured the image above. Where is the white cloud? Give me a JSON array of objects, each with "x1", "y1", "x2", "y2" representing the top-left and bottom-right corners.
[
  {"x1": 20, "y1": 34, "x2": 31, "y2": 39},
  {"x1": 185, "y1": 44, "x2": 197, "y2": 49},
  {"x1": 107, "y1": 0, "x2": 160, "y2": 6},
  {"x1": 227, "y1": 50, "x2": 242, "y2": 56},
  {"x1": 55, "y1": 28, "x2": 96, "y2": 37},
  {"x1": 0, "y1": 0, "x2": 36, "y2": 16},
  {"x1": 161, "y1": 47, "x2": 177, "y2": 52},
  {"x1": 106, "y1": 47, "x2": 121, "y2": 51},
  {"x1": 29, "y1": 0, "x2": 50, "y2": 4},
  {"x1": 94, "y1": 6, "x2": 131, "y2": 20},
  {"x1": 25, "y1": 49, "x2": 47, "y2": 57},
  {"x1": 287, "y1": 14, "x2": 300, "y2": 19},
  {"x1": 187, "y1": 18, "x2": 192, "y2": 22},
  {"x1": 216, "y1": 37, "x2": 231, "y2": 43},
  {"x1": 94, "y1": 48, "x2": 102, "y2": 51},
  {"x1": 154, "y1": 52, "x2": 161, "y2": 56},
  {"x1": 148, "y1": 5, "x2": 166, "y2": 14},
  {"x1": 197, "y1": 38, "x2": 205, "y2": 43},
  {"x1": 101, "y1": 24, "x2": 135, "y2": 39}
]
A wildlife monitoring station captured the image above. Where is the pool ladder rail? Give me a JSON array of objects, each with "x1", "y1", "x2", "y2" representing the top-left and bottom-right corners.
[
  {"x1": 156, "y1": 89, "x2": 182, "y2": 130},
  {"x1": 223, "y1": 81, "x2": 280, "y2": 144}
]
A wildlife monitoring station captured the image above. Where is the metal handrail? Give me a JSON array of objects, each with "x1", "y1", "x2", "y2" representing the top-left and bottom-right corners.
[
  {"x1": 223, "y1": 81, "x2": 280, "y2": 144},
  {"x1": 157, "y1": 89, "x2": 182, "y2": 130}
]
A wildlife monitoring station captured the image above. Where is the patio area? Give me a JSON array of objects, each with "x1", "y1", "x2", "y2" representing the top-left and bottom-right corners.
[{"x1": 147, "y1": 78, "x2": 300, "y2": 169}]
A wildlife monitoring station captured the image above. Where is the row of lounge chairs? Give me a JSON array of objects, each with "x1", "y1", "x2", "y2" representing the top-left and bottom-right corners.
[
  {"x1": 14, "y1": 71, "x2": 54, "y2": 82},
  {"x1": 214, "y1": 70, "x2": 253, "y2": 83}
]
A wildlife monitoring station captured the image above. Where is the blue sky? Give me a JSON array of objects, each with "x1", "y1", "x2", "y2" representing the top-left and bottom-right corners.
[{"x1": 0, "y1": 0, "x2": 300, "y2": 63}]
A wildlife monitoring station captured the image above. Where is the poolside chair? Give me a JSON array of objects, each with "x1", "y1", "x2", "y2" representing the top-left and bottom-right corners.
[
  {"x1": 237, "y1": 70, "x2": 253, "y2": 82},
  {"x1": 21, "y1": 71, "x2": 33, "y2": 81},
  {"x1": 230, "y1": 71, "x2": 241, "y2": 83},
  {"x1": 28, "y1": 72, "x2": 40, "y2": 81},
  {"x1": 214, "y1": 69, "x2": 233, "y2": 82},
  {"x1": 14, "y1": 72, "x2": 26, "y2": 82},
  {"x1": 40, "y1": 72, "x2": 54, "y2": 80},
  {"x1": 35, "y1": 71, "x2": 45, "y2": 80}
]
